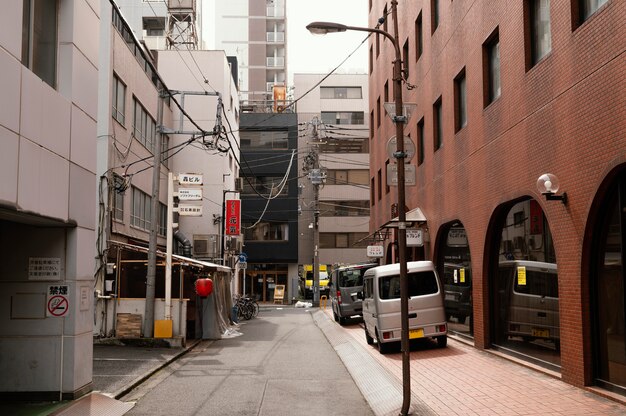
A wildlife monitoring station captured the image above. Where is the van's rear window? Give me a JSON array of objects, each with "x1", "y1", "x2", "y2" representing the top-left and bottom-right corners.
[
  {"x1": 338, "y1": 268, "x2": 368, "y2": 287},
  {"x1": 379, "y1": 271, "x2": 439, "y2": 299}
]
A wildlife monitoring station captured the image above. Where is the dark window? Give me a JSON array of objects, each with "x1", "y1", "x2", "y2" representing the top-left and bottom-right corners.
[
  {"x1": 321, "y1": 111, "x2": 365, "y2": 125},
  {"x1": 112, "y1": 74, "x2": 126, "y2": 125},
  {"x1": 371, "y1": 177, "x2": 375, "y2": 206},
  {"x1": 241, "y1": 176, "x2": 286, "y2": 197},
  {"x1": 370, "y1": 110, "x2": 375, "y2": 139},
  {"x1": 576, "y1": 0, "x2": 608, "y2": 26},
  {"x1": 526, "y1": 0, "x2": 552, "y2": 69},
  {"x1": 369, "y1": 46, "x2": 374, "y2": 74},
  {"x1": 377, "y1": 169, "x2": 382, "y2": 201},
  {"x1": 385, "y1": 159, "x2": 390, "y2": 194},
  {"x1": 380, "y1": 271, "x2": 439, "y2": 299},
  {"x1": 243, "y1": 222, "x2": 288, "y2": 241},
  {"x1": 454, "y1": 69, "x2": 467, "y2": 132},
  {"x1": 416, "y1": 13, "x2": 423, "y2": 61},
  {"x1": 431, "y1": 0, "x2": 440, "y2": 33},
  {"x1": 240, "y1": 130, "x2": 288, "y2": 149},
  {"x1": 483, "y1": 28, "x2": 501, "y2": 107},
  {"x1": 384, "y1": 81, "x2": 389, "y2": 103},
  {"x1": 319, "y1": 200, "x2": 369, "y2": 217},
  {"x1": 377, "y1": 97, "x2": 381, "y2": 127},
  {"x1": 320, "y1": 87, "x2": 362, "y2": 99},
  {"x1": 403, "y1": 39, "x2": 410, "y2": 77},
  {"x1": 417, "y1": 118, "x2": 425, "y2": 165},
  {"x1": 433, "y1": 97, "x2": 443, "y2": 151},
  {"x1": 22, "y1": 0, "x2": 58, "y2": 88}
]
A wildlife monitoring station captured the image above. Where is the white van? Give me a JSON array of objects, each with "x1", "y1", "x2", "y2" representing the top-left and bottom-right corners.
[{"x1": 361, "y1": 261, "x2": 447, "y2": 354}]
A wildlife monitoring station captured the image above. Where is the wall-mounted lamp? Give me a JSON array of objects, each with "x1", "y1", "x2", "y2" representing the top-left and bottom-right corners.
[{"x1": 537, "y1": 173, "x2": 568, "y2": 205}]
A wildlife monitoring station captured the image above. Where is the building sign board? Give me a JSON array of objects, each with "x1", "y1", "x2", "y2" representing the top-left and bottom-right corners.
[
  {"x1": 178, "y1": 173, "x2": 203, "y2": 185},
  {"x1": 178, "y1": 188, "x2": 203, "y2": 201},
  {"x1": 406, "y1": 229, "x2": 424, "y2": 247},
  {"x1": 178, "y1": 205, "x2": 203, "y2": 216},
  {"x1": 225, "y1": 200, "x2": 241, "y2": 235},
  {"x1": 29, "y1": 257, "x2": 61, "y2": 281},
  {"x1": 367, "y1": 245, "x2": 384, "y2": 258},
  {"x1": 386, "y1": 164, "x2": 416, "y2": 186}
]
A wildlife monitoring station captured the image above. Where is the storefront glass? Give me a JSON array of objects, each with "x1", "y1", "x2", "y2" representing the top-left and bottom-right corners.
[
  {"x1": 439, "y1": 222, "x2": 473, "y2": 338},
  {"x1": 593, "y1": 173, "x2": 626, "y2": 392},
  {"x1": 491, "y1": 199, "x2": 560, "y2": 370}
]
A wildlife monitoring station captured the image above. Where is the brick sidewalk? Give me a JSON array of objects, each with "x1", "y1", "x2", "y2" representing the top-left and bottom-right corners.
[{"x1": 321, "y1": 308, "x2": 626, "y2": 416}]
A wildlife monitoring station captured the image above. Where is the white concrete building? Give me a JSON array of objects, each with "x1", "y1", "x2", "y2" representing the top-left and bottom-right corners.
[
  {"x1": 0, "y1": 0, "x2": 99, "y2": 399},
  {"x1": 294, "y1": 73, "x2": 371, "y2": 268}
]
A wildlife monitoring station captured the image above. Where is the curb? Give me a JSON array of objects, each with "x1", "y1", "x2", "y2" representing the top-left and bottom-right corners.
[{"x1": 112, "y1": 339, "x2": 203, "y2": 399}]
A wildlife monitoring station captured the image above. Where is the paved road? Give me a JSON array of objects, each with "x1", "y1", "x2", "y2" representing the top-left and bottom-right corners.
[{"x1": 121, "y1": 307, "x2": 374, "y2": 416}]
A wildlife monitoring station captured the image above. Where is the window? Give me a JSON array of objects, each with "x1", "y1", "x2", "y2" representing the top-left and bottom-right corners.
[
  {"x1": 415, "y1": 13, "x2": 423, "y2": 61},
  {"x1": 370, "y1": 110, "x2": 375, "y2": 139},
  {"x1": 376, "y1": 97, "x2": 381, "y2": 127},
  {"x1": 454, "y1": 69, "x2": 467, "y2": 132},
  {"x1": 142, "y1": 17, "x2": 165, "y2": 36},
  {"x1": 133, "y1": 98, "x2": 156, "y2": 152},
  {"x1": 433, "y1": 97, "x2": 443, "y2": 151},
  {"x1": 241, "y1": 176, "x2": 286, "y2": 196},
  {"x1": 403, "y1": 40, "x2": 410, "y2": 77},
  {"x1": 369, "y1": 46, "x2": 374, "y2": 74},
  {"x1": 380, "y1": 271, "x2": 439, "y2": 300},
  {"x1": 483, "y1": 29, "x2": 501, "y2": 107},
  {"x1": 131, "y1": 187, "x2": 151, "y2": 230},
  {"x1": 371, "y1": 177, "x2": 375, "y2": 206},
  {"x1": 243, "y1": 222, "x2": 288, "y2": 241},
  {"x1": 319, "y1": 137, "x2": 369, "y2": 153},
  {"x1": 320, "y1": 87, "x2": 362, "y2": 99},
  {"x1": 377, "y1": 169, "x2": 382, "y2": 201},
  {"x1": 326, "y1": 170, "x2": 369, "y2": 186},
  {"x1": 320, "y1": 233, "x2": 369, "y2": 248},
  {"x1": 384, "y1": 81, "x2": 389, "y2": 103},
  {"x1": 22, "y1": 0, "x2": 58, "y2": 88},
  {"x1": 417, "y1": 118, "x2": 425, "y2": 166},
  {"x1": 113, "y1": 189, "x2": 124, "y2": 222},
  {"x1": 321, "y1": 111, "x2": 365, "y2": 125},
  {"x1": 159, "y1": 203, "x2": 167, "y2": 236},
  {"x1": 385, "y1": 159, "x2": 390, "y2": 194},
  {"x1": 576, "y1": 0, "x2": 608, "y2": 25},
  {"x1": 112, "y1": 75, "x2": 126, "y2": 125},
  {"x1": 319, "y1": 200, "x2": 369, "y2": 217},
  {"x1": 240, "y1": 130, "x2": 288, "y2": 149},
  {"x1": 526, "y1": 0, "x2": 551, "y2": 68},
  {"x1": 431, "y1": 0, "x2": 440, "y2": 34}
]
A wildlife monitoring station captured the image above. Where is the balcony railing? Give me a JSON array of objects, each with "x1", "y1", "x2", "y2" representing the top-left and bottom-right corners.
[
  {"x1": 266, "y1": 57, "x2": 285, "y2": 67},
  {"x1": 266, "y1": 32, "x2": 285, "y2": 42}
]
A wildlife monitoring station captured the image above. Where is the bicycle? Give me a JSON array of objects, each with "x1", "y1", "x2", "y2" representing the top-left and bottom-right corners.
[{"x1": 233, "y1": 295, "x2": 258, "y2": 321}]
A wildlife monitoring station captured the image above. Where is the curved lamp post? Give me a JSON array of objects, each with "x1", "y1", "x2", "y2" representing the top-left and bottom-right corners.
[{"x1": 308, "y1": 2, "x2": 412, "y2": 414}]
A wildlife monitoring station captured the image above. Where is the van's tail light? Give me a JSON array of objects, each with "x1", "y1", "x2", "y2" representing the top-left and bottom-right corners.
[
  {"x1": 336, "y1": 291, "x2": 342, "y2": 304},
  {"x1": 438, "y1": 324, "x2": 447, "y2": 333},
  {"x1": 382, "y1": 331, "x2": 392, "y2": 339}
]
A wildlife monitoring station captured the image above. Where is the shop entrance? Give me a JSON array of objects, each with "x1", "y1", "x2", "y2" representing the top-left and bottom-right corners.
[{"x1": 242, "y1": 264, "x2": 289, "y2": 303}]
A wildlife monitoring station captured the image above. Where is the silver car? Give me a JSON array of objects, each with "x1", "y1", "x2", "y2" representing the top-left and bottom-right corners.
[{"x1": 329, "y1": 263, "x2": 378, "y2": 325}]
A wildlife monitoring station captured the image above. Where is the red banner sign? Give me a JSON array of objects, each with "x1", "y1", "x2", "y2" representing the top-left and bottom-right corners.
[{"x1": 225, "y1": 200, "x2": 241, "y2": 235}]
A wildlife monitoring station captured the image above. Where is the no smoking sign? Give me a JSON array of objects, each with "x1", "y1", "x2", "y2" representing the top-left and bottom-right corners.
[{"x1": 47, "y1": 285, "x2": 69, "y2": 318}]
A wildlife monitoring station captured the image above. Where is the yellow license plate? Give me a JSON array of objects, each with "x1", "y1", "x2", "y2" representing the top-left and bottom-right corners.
[
  {"x1": 531, "y1": 328, "x2": 549, "y2": 338},
  {"x1": 409, "y1": 329, "x2": 424, "y2": 339}
]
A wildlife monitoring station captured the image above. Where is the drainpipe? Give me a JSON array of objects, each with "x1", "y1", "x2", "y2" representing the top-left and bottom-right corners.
[{"x1": 174, "y1": 229, "x2": 192, "y2": 257}]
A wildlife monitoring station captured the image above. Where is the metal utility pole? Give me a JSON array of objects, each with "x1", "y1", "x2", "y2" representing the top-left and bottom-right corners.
[
  {"x1": 306, "y1": 117, "x2": 324, "y2": 307},
  {"x1": 144, "y1": 90, "x2": 165, "y2": 338}
]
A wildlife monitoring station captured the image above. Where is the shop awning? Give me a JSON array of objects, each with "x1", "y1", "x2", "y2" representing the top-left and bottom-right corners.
[
  {"x1": 109, "y1": 241, "x2": 231, "y2": 273},
  {"x1": 381, "y1": 207, "x2": 427, "y2": 229}
]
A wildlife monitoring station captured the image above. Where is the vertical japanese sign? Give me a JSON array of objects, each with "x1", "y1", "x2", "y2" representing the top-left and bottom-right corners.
[{"x1": 225, "y1": 200, "x2": 241, "y2": 236}]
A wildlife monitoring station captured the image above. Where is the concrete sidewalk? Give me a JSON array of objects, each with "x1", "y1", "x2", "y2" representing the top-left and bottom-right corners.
[{"x1": 315, "y1": 307, "x2": 626, "y2": 416}]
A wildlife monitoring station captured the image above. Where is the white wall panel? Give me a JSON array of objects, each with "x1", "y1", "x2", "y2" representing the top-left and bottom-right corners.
[
  {"x1": 0, "y1": 126, "x2": 18, "y2": 204},
  {"x1": 0, "y1": 48, "x2": 21, "y2": 133}
]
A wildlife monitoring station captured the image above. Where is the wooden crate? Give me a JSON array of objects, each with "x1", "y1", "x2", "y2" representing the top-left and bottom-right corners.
[{"x1": 116, "y1": 313, "x2": 142, "y2": 338}]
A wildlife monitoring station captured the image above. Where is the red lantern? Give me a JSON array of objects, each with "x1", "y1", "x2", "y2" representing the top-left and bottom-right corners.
[{"x1": 195, "y1": 278, "x2": 213, "y2": 297}]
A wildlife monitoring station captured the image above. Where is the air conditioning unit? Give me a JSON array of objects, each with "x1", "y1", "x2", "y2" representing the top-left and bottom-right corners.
[{"x1": 193, "y1": 234, "x2": 219, "y2": 257}]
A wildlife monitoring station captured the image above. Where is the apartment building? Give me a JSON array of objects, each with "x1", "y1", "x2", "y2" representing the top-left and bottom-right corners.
[
  {"x1": 368, "y1": 0, "x2": 625, "y2": 395},
  {"x1": 0, "y1": 0, "x2": 99, "y2": 400},
  {"x1": 294, "y1": 73, "x2": 372, "y2": 270}
]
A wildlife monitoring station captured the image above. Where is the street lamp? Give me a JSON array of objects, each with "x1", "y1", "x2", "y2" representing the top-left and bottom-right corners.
[{"x1": 308, "y1": 2, "x2": 413, "y2": 414}]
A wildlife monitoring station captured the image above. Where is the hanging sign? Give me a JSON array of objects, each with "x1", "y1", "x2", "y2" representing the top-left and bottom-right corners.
[
  {"x1": 178, "y1": 188, "x2": 203, "y2": 201},
  {"x1": 225, "y1": 200, "x2": 241, "y2": 235},
  {"x1": 178, "y1": 173, "x2": 203, "y2": 185},
  {"x1": 367, "y1": 245, "x2": 384, "y2": 258},
  {"x1": 406, "y1": 229, "x2": 423, "y2": 247},
  {"x1": 47, "y1": 285, "x2": 69, "y2": 317},
  {"x1": 178, "y1": 205, "x2": 203, "y2": 216}
]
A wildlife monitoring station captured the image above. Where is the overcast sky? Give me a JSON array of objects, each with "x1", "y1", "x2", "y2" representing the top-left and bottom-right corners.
[{"x1": 286, "y1": 0, "x2": 369, "y2": 84}]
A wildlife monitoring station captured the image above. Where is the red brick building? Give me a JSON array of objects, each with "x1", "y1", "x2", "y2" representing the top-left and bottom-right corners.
[{"x1": 368, "y1": 0, "x2": 625, "y2": 395}]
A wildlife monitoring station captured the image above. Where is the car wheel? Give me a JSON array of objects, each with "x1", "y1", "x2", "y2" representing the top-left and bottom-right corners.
[
  {"x1": 436, "y1": 335, "x2": 447, "y2": 348},
  {"x1": 364, "y1": 324, "x2": 374, "y2": 345},
  {"x1": 338, "y1": 315, "x2": 346, "y2": 325},
  {"x1": 333, "y1": 308, "x2": 339, "y2": 322}
]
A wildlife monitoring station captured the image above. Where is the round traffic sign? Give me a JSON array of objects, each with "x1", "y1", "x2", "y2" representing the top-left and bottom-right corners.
[{"x1": 386, "y1": 136, "x2": 416, "y2": 161}]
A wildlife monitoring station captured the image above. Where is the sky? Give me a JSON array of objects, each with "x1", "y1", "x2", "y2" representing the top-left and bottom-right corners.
[{"x1": 286, "y1": 0, "x2": 369, "y2": 84}]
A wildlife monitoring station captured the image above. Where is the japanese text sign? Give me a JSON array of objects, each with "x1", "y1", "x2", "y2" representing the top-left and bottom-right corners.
[{"x1": 225, "y1": 200, "x2": 241, "y2": 235}]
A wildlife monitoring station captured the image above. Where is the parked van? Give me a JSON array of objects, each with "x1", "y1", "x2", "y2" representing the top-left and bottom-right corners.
[
  {"x1": 361, "y1": 261, "x2": 447, "y2": 354},
  {"x1": 328, "y1": 263, "x2": 378, "y2": 325},
  {"x1": 498, "y1": 260, "x2": 559, "y2": 348}
]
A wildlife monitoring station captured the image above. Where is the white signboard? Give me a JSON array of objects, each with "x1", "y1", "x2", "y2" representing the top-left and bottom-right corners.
[
  {"x1": 178, "y1": 188, "x2": 203, "y2": 201},
  {"x1": 367, "y1": 245, "x2": 384, "y2": 258},
  {"x1": 447, "y1": 227, "x2": 468, "y2": 247},
  {"x1": 386, "y1": 164, "x2": 416, "y2": 186},
  {"x1": 47, "y1": 285, "x2": 69, "y2": 317},
  {"x1": 29, "y1": 257, "x2": 61, "y2": 281},
  {"x1": 386, "y1": 136, "x2": 416, "y2": 161},
  {"x1": 406, "y1": 229, "x2": 424, "y2": 247},
  {"x1": 178, "y1": 173, "x2": 203, "y2": 185},
  {"x1": 178, "y1": 205, "x2": 203, "y2": 216}
]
